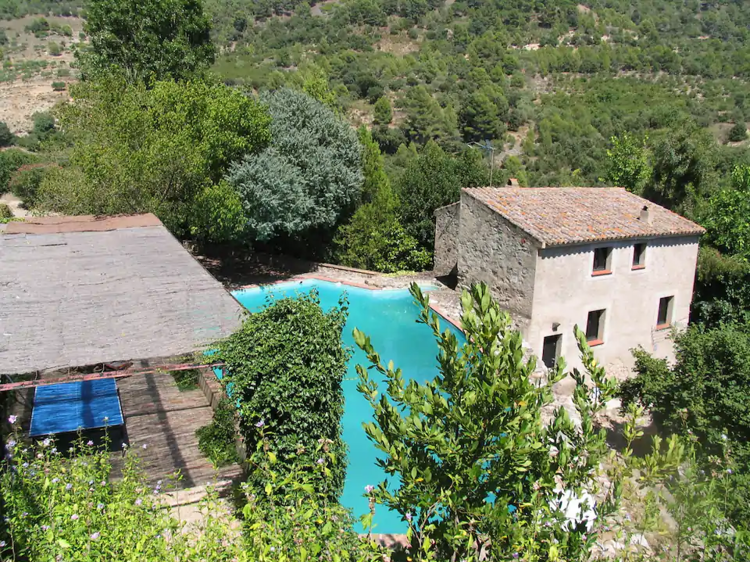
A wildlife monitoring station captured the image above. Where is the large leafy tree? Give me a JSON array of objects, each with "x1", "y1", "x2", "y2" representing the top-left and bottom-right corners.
[
  {"x1": 605, "y1": 132, "x2": 651, "y2": 194},
  {"x1": 226, "y1": 88, "x2": 362, "y2": 241},
  {"x1": 80, "y1": 0, "x2": 215, "y2": 82},
  {"x1": 355, "y1": 283, "x2": 617, "y2": 560},
  {"x1": 36, "y1": 78, "x2": 271, "y2": 234}
]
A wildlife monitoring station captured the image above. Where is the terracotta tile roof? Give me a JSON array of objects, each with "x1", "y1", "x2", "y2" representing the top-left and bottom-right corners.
[{"x1": 463, "y1": 187, "x2": 705, "y2": 247}]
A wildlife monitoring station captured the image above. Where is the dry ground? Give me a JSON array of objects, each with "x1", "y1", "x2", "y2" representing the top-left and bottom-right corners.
[{"x1": 0, "y1": 15, "x2": 84, "y2": 133}]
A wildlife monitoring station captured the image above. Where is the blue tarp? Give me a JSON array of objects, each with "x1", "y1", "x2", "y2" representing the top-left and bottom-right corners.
[{"x1": 30, "y1": 379, "x2": 124, "y2": 437}]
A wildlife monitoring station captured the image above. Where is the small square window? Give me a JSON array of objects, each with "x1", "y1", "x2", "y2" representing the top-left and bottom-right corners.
[
  {"x1": 632, "y1": 243, "x2": 647, "y2": 268},
  {"x1": 592, "y1": 247, "x2": 612, "y2": 274},
  {"x1": 657, "y1": 296, "x2": 674, "y2": 328},
  {"x1": 585, "y1": 309, "x2": 606, "y2": 345}
]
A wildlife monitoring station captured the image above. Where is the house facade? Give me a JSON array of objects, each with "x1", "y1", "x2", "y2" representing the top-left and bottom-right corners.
[{"x1": 434, "y1": 187, "x2": 705, "y2": 371}]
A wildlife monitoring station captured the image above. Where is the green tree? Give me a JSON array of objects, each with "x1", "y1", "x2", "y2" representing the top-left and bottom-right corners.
[
  {"x1": 605, "y1": 132, "x2": 651, "y2": 194},
  {"x1": 0, "y1": 121, "x2": 13, "y2": 147},
  {"x1": 728, "y1": 121, "x2": 747, "y2": 142},
  {"x1": 36, "y1": 78, "x2": 271, "y2": 234},
  {"x1": 355, "y1": 283, "x2": 617, "y2": 560},
  {"x1": 79, "y1": 0, "x2": 215, "y2": 82},
  {"x1": 373, "y1": 96, "x2": 392, "y2": 125},
  {"x1": 226, "y1": 88, "x2": 362, "y2": 241},
  {"x1": 397, "y1": 141, "x2": 487, "y2": 251},
  {"x1": 702, "y1": 165, "x2": 750, "y2": 259},
  {"x1": 212, "y1": 291, "x2": 349, "y2": 500},
  {"x1": 402, "y1": 86, "x2": 459, "y2": 147},
  {"x1": 460, "y1": 86, "x2": 508, "y2": 142},
  {"x1": 334, "y1": 127, "x2": 430, "y2": 272}
]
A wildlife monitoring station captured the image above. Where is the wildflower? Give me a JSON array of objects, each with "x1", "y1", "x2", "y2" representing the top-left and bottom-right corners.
[
  {"x1": 103, "y1": 417, "x2": 109, "y2": 423},
  {"x1": 87, "y1": 440, "x2": 94, "y2": 446},
  {"x1": 122, "y1": 443, "x2": 128, "y2": 449},
  {"x1": 42, "y1": 438, "x2": 51, "y2": 447},
  {"x1": 0, "y1": 541, "x2": 5, "y2": 548},
  {"x1": 727, "y1": 469, "x2": 733, "y2": 474},
  {"x1": 90, "y1": 532, "x2": 100, "y2": 541},
  {"x1": 513, "y1": 554, "x2": 519, "y2": 559},
  {"x1": 8, "y1": 415, "x2": 17, "y2": 425},
  {"x1": 135, "y1": 499, "x2": 143, "y2": 506},
  {"x1": 100, "y1": 481, "x2": 106, "y2": 486},
  {"x1": 51, "y1": 448, "x2": 57, "y2": 454},
  {"x1": 71, "y1": 514, "x2": 79, "y2": 521},
  {"x1": 65, "y1": 483, "x2": 73, "y2": 491},
  {"x1": 722, "y1": 434, "x2": 728, "y2": 441},
  {"x1": 41, "y1": 525, "x2": 50, "y2": 532},
  {"x1": 316, "y1": 458, "x2": 325, "y2": 465},
  {"x1": 6, "y1": 439, "x2": 16, "y2": 450},
  {"x1": 255, "y1": 420, "x2": 265, "y2": 428},
  {"x1": 405, "y1": 513, "x2": 413, "y2": 522},
  {"x1": 52, "y1": 477, "x2": 59, "y2": 484},
  {"x1": 97, "y1": 503, "x2": 105, "y2": 510},
  {"x1": 36, "y1": 453, "x2": 43, "y2": 459},
  {"x1": 142, "y1": 444, "x2": 148, "y2": 450},
  {"x1": 364, "y1": 484, "x2": 375, "y2": 493},
  {"x1": 22, "y1": 462, "x2": 28, "y2": 468}
]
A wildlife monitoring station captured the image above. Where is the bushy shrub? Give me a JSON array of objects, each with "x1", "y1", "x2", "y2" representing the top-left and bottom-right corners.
[
  {"x1": 728, "y1": 121, "x2": 747, "y2": 142},
  {"x1": 9, "y1": 163, "x2": 55, "y2": 206},
  {"x1": 0, "y1": 149, "x2": 38, "y2": 192},
  {"x1": 0, "y1": 121, "x2": 13, "y2": 147},
  {"x1": 48, "y1": 41, "x2": 61, "y2": 56},
  {"x1": 196, "y1": 398, "x2": 240, "y2": 468},
  {"x1": 212, "y1": 291, "x2": 349, "y2": 500},
  {"x1": 188, "y1": 181, "x2": 247, "y2": 244},
  {"x1": 0, "y1": 203, "x2": 12, "y2": 218},
  {"x1": 0, "y1": 430, "x2": 247, "y2": 561},
  {"x1": 51, "y1": 81, "x2": 66, "y2": 91}
]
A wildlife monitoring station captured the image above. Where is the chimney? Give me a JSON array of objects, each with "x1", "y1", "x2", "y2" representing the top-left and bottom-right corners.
[
  {"x1": 639, "y1": 205, "x2": 652, "y2": 225},
  {"x1": 507, "y1": 178, "x2": 519, "y2": 187}
]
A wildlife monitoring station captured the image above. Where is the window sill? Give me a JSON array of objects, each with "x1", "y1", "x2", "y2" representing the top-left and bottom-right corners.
[
  {"x1": 655, "y1": 323, "x2": 672, "y2": 331},
  {"x1": 631, "y1": 265, "x2": 646, "y2": 271},
  {"x1": 591, "y1": 270, "x2": 612, "y2": 277},
  {"x1": 586, "y1": 339, "x2": 604, "y2": 347}
]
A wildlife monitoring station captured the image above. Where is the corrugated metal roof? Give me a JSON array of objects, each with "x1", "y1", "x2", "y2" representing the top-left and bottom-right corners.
[
  {"x1": 0, "y1": 216, "x2": 243, "y2": 375},
  {"x1": 463, "y1": 187, "x2": 705, "y2": 247}
]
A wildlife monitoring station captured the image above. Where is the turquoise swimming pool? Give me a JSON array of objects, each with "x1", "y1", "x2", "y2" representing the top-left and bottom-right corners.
[{"x1": 229, "y1": 278, "x2": 465, "y2": 534}]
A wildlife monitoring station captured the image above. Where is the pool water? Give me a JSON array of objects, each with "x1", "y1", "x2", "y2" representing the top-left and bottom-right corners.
[{"x1": 230, "y1": 279, "x2": 465, "y2": 534}]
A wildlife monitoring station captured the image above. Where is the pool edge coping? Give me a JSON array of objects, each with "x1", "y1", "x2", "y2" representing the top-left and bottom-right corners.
[{"x1": 233, "y1": 274, "x2": 464, "y2": 333}]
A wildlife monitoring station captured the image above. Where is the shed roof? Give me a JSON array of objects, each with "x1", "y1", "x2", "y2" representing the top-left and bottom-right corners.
[
  {"x1": 0, "y1": 215, "x2": 243, "y2": 375},
  {"x1": 463, "y1": 187, "x2": 705, "y2": 247}
]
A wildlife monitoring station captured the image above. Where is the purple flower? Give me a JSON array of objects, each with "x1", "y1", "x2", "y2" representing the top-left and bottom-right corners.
[
  {"x1": 87, "y1": 440, "x2": 94, "y2": 446},
  {"x1": 70, "y1": 514, "x2": 79, "y2": 521},
  {"x1": 6, "y1": 440, "x2": 16, "y2": 449},
  {"x1": 41, "y1": 525, "x2": 50, "y2": 532},
  {"x1": 0, "y1": 540, "x2": 5, "y2": 548},
  {"x1": 364, "y1": 485, "x2": 375, "y2": 493},
  {"x1": 513, "y1": 554, "x2": 519, "y2": 559},
  {"x1": 142, "y1": 444, "x2": 148, "y2": 450},
  {"x1": 316, "y1": 458, "x2": 325, "y2": 465},
  {"x1": 51, "y1": 448, "x2": 57, "y2": 454},
  {"x1": 97, "y1": 503, "x2": 105, "y2": 510},
  {"x1": 42, "y1": 438, "x2": 51, "y2": 447},
  {"x1": 8, "y1": 415, "x2": 17, "y2": 425},
  {"x1": 90, "y1": 532, "x2": 100, "y2": 541},
  {"x1": 65, "y1": 483, "x2": 72, "y2": 490},
  {"x1": 727, "y1": 469, "x2": 733, "y2": 474},
  {"x1": 22, "y1": 462, "x2": 28, "y2": 468},
  {"x1": 52, "y1": 477, "x2": 59, "y2": 484},
  {"x1": 135, "y1": 499, "x2": 142, "y2": 506},
  {"x1": 405, "y1": 513, "x2": 413, "y2": 522},
  {"x1": 255, "y1": 420, "x2": 265, "y2": 428}
]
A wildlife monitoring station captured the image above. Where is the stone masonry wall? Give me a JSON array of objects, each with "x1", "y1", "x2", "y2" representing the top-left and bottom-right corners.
[
  {"x1": 433, "y1": 202, "x2": 460, "y2": 277},
  {"x1": 456, "y1": 191, "x2": 539, "y2": 331}
]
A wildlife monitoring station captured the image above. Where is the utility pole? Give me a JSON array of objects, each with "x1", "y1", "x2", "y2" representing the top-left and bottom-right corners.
[{"x1": 468, "y1": 140, "x2": 495, "y2": 187}]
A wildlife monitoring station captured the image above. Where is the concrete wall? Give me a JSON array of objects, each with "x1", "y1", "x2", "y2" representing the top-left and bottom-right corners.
[
  {"x1": 526, "y1": 235, "x2": 700, "y2": 372},
  {"x1": 433, "y1": 202, "x2": 460, "y2": 277},
  {"x1": 457, "y1": 192, "x2": 539, "y2": 329}
]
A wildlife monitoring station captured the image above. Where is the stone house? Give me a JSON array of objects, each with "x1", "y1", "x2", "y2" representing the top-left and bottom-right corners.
[{"x1": 434, "y1": 187, "x2": 705, "y2": 371}]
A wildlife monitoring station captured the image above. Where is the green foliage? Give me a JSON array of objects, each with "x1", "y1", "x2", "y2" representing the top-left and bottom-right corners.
[
  {"x1": 397, "y1": 141, "x2": 487, "y2": 250},
  {"x1": 621, "y1": 324, "x2": 750, "y2": 468},
  {"x1": 0, "y1": 434, "x2": 249, "y2": 561},
  {"x1": 692, "y1": 246, "x2": 750, "y2": 328},
  {"x1": 37, "y1": 78, "x2": 270, "y2": 235},
  {"x1": 606, "y1": 132, "x2": 651, "y2": 194},
  {"x1": 335, "y1": 127, "x2": 429, "y2": 272},
  {"x1": 79, "y1": 0, "x2": 215, "y2": 82},
  {"x1": 9, "y1": 163, "x2": 54, "y2": 206},
  {"x1": 355, "y1": 283, "x2": 618, "y2": 560},
  {"x1": 226, "y1": 88, "x2": 362, "y2": 241},
  {"x1": 0, "y1": 149, "x2": 38, "y2": 193},
  {"x1": 211, "y1": 291, "x2": 349, "y2": 500},
  {"x1": 702, "y1": 164, "x2": 750, "y2": 260},
  {"x1": 196, "y1": 397, "x2": 241, "y2": 468},
  {"x1": 188, "y1": 181, "x2": 248, "y2": 244},
  {"x1": 171, "y1": 368, "x2": 201, "y2": 390},
  {"x1": 0, "y1": 203, "x2": 12, "y2": 218},
  {"x1": 728, "y1": 120, "x2": 747, "y2": 142},
  {"x1": 373, "y1": 96, "x2": 392, "y2": 125},
  {"x1": 402, "y1": 85, "x2": 459, "y2": 148},
  {"x1": 0, "y1": 121, "x2": 13, "y2": 147},
  {"x1": 51, "y1": 81, "x2": 66, "y2": 91},
  {"x1": 47, "y1": 41, "x2": 60, "y2": 56},
  {"x1": 460, "y1": 85, "x2": 509, "y2": 143}
]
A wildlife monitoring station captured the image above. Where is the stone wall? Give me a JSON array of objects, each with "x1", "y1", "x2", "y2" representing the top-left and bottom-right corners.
[
  {"x1": 433, "y1": 202, "x2": 459, "y2": 277},
  {"x1": 456, "y1": 191, "x2": 539, "y2": 330}
]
